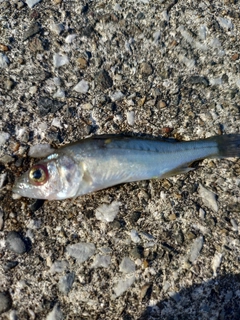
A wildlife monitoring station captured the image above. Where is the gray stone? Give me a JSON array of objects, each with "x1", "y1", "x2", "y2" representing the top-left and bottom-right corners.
[
  {"x1": 6, "y1": 231, "x2": 27, "y2": 254},
  {"x1": 23, "y1": 23, "x2": 41, "y2": 41},
  {"x1": 0, "y1": 291, "x2": 12, "y2": 314},
  {"x1": 37, "y1": 97, "x2": 65, "y2": 116}
]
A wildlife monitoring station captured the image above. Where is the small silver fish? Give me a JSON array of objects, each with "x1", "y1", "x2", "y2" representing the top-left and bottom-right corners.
[{"x1": 13, "y1": 134, "x2": 240, "y2": 200}]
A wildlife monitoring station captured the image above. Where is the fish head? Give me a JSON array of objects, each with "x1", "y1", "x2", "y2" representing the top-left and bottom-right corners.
[{"x1": 13, "y1": 153, "x2": 82, "y2": 200}]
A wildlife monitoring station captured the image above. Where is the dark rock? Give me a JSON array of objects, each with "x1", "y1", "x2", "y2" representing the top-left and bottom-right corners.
[
  {"x1": 37, "y1": 97, "x2": 65, "y2": 116},
  {"x1": 3, "y1": 260, "x2": 18, "y2": 271},
  {"x1": 23, "y1": 22, "x2": 41, "y2": 41},
  {"x1": 95, "y1": 69, "x2": 113, "y2": 89},
  {"x1": 188, "y1": 76, "x2": 209, "y2": 86}
]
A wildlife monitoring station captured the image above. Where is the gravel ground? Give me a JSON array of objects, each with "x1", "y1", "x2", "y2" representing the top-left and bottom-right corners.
[{"x1": 0, "y1": 0, "x2": 240, "y2": 319}]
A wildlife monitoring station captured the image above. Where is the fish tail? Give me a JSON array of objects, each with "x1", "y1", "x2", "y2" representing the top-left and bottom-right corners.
[{"x1": 208, "y1": 134, "x2": 240, "y2": 158}]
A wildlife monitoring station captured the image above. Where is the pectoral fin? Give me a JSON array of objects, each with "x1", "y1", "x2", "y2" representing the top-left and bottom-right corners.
[{"x1": 161, "y1": 165, "x2": 195, "y2": 179}]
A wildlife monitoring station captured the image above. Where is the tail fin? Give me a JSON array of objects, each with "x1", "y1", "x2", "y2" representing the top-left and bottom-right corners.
[{"x1": 208, "y1": 134, "x2": 240, "y2": 158}]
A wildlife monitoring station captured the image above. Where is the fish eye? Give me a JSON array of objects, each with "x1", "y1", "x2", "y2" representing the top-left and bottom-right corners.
[{"x1": 29, "y1": 165, "x2": 48, "y2": 185}]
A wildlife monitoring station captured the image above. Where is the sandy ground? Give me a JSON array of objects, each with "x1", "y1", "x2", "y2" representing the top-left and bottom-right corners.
[{"x1": 0, "y1": 0, "x2": 240, "y2": 319}]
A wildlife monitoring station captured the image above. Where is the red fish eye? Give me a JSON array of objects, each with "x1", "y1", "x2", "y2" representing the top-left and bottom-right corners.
[{"x1": 29, "y1": 164, "x2": 49, "y2": 185}]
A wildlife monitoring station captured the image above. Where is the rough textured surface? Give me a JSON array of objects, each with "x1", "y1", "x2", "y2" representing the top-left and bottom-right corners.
[{"x1": 0, "y1": 0, "x2": 240, "y2": 319}]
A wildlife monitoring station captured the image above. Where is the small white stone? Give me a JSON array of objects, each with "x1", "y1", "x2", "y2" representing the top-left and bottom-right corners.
[
  {"x1": 212, "y1": 252, "x2": 223, "y2": 277},
  {"x1": 66, "y1": 242, "x2": 96, "y2": 263},
  {"x1": 0, "y1": 53, "x2": 9, "y2": 68},
  {"x1": 119, "y1": 257, "x2": 135, "y2": 273},
  {"x1": 58, "y1": 272, "x2": 75, "y2": 294},
  {"x1": 178, "y1": 54, "x2": 195, "y2": 69},
  {"x1": 50, "y1": 23, "x2": 64, "y2": 35},
  {"x1": 199, "y1": 25, "x2": 207, "y2": 40},
  {"x1": 65, "y1": 34, "x2": 77, "y2": 43},
  {"x1": 91, "y1": 254, "x2": 111, "y2": 268},
  {"x1": 82, "y1": 102, "x2": 93, "y2": 110},
  {"x1": 130, "y1": 229, "x2": 141, "y2": 243},
  {"x1": 126, "y1": 111, "x2": 135, "y2": 126},
  {"x1": 73, "y1": 79, "x2": 89, "y2": 93},
  {"x1": 28, "y1": 144, "x2": 54, "y2": 158},
  {"x1": 199, "y1": 208, "x2": 206, "y2": 220},
  {"x1": 209, "y1": 37, "x2": 221, "y2": 48},
  {"x1": 53, "y1": 53, "x2": 69, "y2": 68},
  {"x1": 209, "y1": 78, "x2": 222, "y2": 86},
  {"x1": 110, "y1": 91, "x2": 125, "y2": 102},
  {"x1": 50, "y1": 260, "x2": 69, "y2": 273},
  {"x1": 26, "y1": 0, "x2": 41, "y2": 8},
  {"x1": 0, "y1": 132, "x2": 10, "y2": 146},
  {"x1": 53, "y1": 88, "x2": 65, "y2": 99},
  {"x1": 189, "y1": 235, "x2": 204, "y2": 263},
  {"x1": 230, "y1": 218, "x2": 238, "y2": 232},
  {"x1": 53, "y1": 77, "x2": 61, "y2": 86},
  {"x1": 51, "y1": 118, "x2": 62, "y2": 129},
  {"x1": 198, "y1": 184, "x2": 218, "y2": 212},
  {"x1": 217, "y1": 17, "x2": 233, "y2": 30},
  {"x1": 95, "y1": 201, "x2": 121, "y2": 223},
  {"x1": 112, "y1": 275, "x2": 135, "y2": 299}
]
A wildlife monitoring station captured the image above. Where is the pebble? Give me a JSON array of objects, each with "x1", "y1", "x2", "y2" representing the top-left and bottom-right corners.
[
  {"x1": 130, "y1": 246, "x2": 144, "y2": 259},
  {"x1": 3, "y1": 261, "x2": 18, "y2": 271},
  {"x1": 66, "y1": 242, "x2": 95, "y2": 263},
  {"x1": 76, "y1": 57, "x2": 88, "y2": 69},
  {"x1": 73, "y1": 79, "x2": 89, "y2": 93},
  {"x1": 50, "y1": 260, "x2": 69, "y2": 273},
  {"x1": 95, "y1": 69, "x2": 113, "y2": 89},
  {"x1": 110, "y1": 91, "x2": 125, "y2": 102},
  {"x1": 53, "y1": 53, "x2": 69, "y2": 68},
  {"x1": 46, "y1": 303, "x2": 63, "y2": 320},
  {"x1": 0, "y1": 53, "x2": 10, "y2": 68},
  {"x1": 0, "y1": 155, "x2": 14, "y2": 164},
  {"x1": 188, "y1": 76, "x2": 209, "y2": 86},
  {"x1": 198, "y1": 184, "x2": 218, "y2": 212},
  {"x1": 130, "y1": 229, "x2": 141, "y2": 243},
  {"x1": 119, "y1": 257, "x2": 135, "y2": 273},
  {"x1": 65, "y1": 34, "x2": 77, "y2": 43},
  {"x1": 50, "y1": 23, "x2": 64, "y2": 35},
  {"x1": 126, "y1": 111, "x2": 135, "y2": 126},
  {"x1": 28, "y1": 144, "x2": 54, "y2": 158},
  {"x1": 0, "y1": 44, "x2": 9, "y2": 51},
  {"x1": 112, "y1": 275, "x2": 135, "y2": 299},
  {"x1": 26, "y1": 0, "x2": 41, "y2": 8},
  {"x1": 53, "y1": 88, "x2": 65, "y2": 99},
  {"x1": 58, "y1": 272, "x2": 75, "y2": 294},
  {"x1": 217, "y1": 17, "x2": 233, "y2": 30},
  {"x1": 157, "y1": 100, "x2": 167, "y2": 109},
  {"x1": 0, "y1": 131, "x2": 10, "y2": 146},
  {"x1": 95, "y1": 201, "x2": 121, "y2": 223},
  {"x1": 231, "y1": 53, "x2": 239, "y2": 61},
  {"x1": 189, "y1": 235, "x2": 204, "y2": 263},
  {"x1": 37, "y1": 97, "x2": 65, "y2": 116},
  {"x1": 199, "y1": 208, "x2": 206, "y2": 220},
  {"x1": 23, "y1": 23, "x2": 40, "y2": 41},
  {"x1": 5, "y1": 79, "x2": 14, "y2": 90},
  {"x1": 212, "y1": 252, "x2": 222, "y2": 276},
  {"x1": 6, "y1": 231, "x2": 27, "y2": 255},
  {"x1": 140, "y1": 62, "x2": 153, "y2": 76},
  {"x1": 0, "y1": 291, "x2": 12, "y2": 315},
  {"x1": 91, "y1": 254, "x2": 111, "y2": 268}
]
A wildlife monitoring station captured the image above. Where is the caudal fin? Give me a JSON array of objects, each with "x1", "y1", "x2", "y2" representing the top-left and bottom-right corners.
[{"x1": 208, "y1": 134, "x2": 240, "y2": 158}]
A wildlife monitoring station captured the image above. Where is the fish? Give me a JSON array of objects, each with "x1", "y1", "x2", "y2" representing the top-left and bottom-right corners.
[{"x1": 12, "y1": 134, "x2": 240, "y2": 200}]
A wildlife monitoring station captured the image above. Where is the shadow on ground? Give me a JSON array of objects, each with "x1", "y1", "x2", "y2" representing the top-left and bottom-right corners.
[{"x1": 138, "y1": 274, "x2": 240, "y2": 320}]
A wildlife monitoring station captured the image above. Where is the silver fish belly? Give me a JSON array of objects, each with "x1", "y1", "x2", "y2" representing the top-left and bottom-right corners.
[{"x1": 12, "y1": 134, "x2": 240, "y2": 200}]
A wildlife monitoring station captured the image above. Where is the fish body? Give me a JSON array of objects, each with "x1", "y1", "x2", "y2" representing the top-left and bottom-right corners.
[{"x1": 13, "y1": 134, "x2": 240, "y2": 200}]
